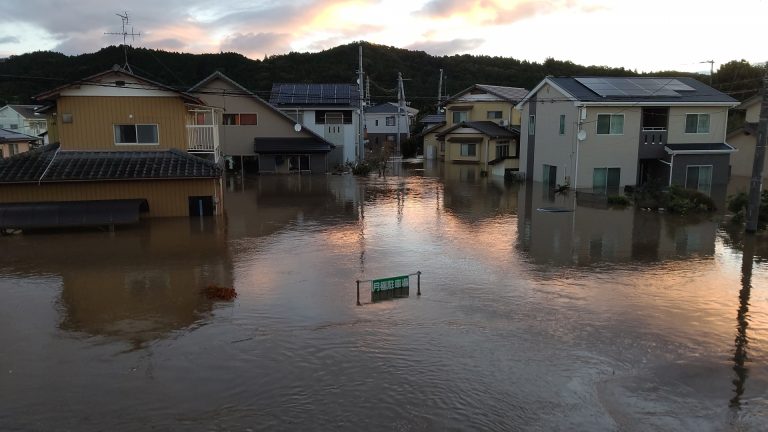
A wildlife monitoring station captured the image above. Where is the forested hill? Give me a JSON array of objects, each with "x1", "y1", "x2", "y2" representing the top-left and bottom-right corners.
[{"x1": 0, "y1": 42, "x2": 760, "y2": 112}]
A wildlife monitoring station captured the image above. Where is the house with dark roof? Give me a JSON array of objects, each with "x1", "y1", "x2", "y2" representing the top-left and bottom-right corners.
[
  {"x1": 0, "y1": 128, "x2": 40, "y2": 158},
  {"x1": 189, "y1": 72, "x2": 334, "y2": 174},
  {"x1": 364, "y1": 102, "x2": 418, "y2": 154},
  {"x1": 727, "y1": 92, "x2": 767, "y2": 184},
  {"x1": 516, "y1": 77, "x2": 739, "y2": 195},
  {"x1": 0, "y1": 66, "x2": 223, "y2": 228},
  {"x1": 436, "y1": 121, "x2": 520, "y2": 176},
  {"x1": 269, "y1": 83, "x2": 361, "y2": 165},
  {"x1": 424, "y1": 84, "x2": 528, "y2": 161},
  {"x1": 0, "y1": 104, "x2": 47, "y2": 139}
]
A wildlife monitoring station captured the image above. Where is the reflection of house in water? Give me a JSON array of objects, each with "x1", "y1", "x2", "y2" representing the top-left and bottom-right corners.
[
  {"x1": 517, "y1": 182, "x2": 719, "y2": 267},
  {"x1": 438, "y1": 163, "x2": 520, "y2": 223},
  {"x1": 2, "y1": 220, "x2": 232, "y2": 349},
  {"x1": 225, "y1": 175, "x2": 361, "y2": 238}
]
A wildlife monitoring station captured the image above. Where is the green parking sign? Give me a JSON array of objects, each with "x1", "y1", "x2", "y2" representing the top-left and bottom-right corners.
[{"x1": 372, "y1": 275, "x2": 409, "y2": 292}]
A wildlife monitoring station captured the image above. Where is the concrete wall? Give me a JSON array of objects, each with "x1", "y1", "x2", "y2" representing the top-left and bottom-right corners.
[
  {"x1": 0, "y1": 179, "x2": 221, "y2": 217},
  {"x1": 365, "y1": 112, "x2": 410, "y2": 134},
  {"x1": 299, "y1": 109, "x2": 357, "y2": 163}
]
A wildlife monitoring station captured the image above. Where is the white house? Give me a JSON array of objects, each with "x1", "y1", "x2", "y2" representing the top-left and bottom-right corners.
[
  {"x1": 0, "y1": 105, "x2": 47, "y2": 140},
  {"x1": 516, "y1": 76, "x2": 739, "y2": 195},
  {"x1": 269, "y1": 83, "x2": 361, "y2": 165},
  {"x1": 364, "y1": 102, "x2": 417, "y2": 153}
]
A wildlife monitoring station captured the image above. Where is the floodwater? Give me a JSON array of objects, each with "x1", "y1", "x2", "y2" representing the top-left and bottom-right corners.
[{"x1": 1, "y1": 162, "x2": 767, "y2": 431}]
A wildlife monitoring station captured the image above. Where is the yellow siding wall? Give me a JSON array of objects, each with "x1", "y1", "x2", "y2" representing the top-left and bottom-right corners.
[
  {"x1": 446, "y1": 101, "x2": 518, "y2": 126},
  {"x1": 54, "y1": 96, "x2": 189, "y2": 151},
  {"x1": 0, "y1": 179, "x2": 220, "y2": 217}
]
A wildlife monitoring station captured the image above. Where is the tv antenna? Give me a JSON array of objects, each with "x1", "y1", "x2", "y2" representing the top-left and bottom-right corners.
[{"x1": 105, "y1": 11, "x2": 141, "y2": 73}]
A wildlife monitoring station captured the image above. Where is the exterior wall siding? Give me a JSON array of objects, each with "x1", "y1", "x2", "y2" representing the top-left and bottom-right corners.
[
  {"x1": 672, "y1": 154, "x2": 730, "y2": 186},
  {"x1": 54, "y1": 96, "x2": 189, "y2": 151},
  {"x1": 0, "y1": 179, "x2": 220, "y2": 217},
  {"x1": 667, "y1": 106, "x2": 728, "y2": 144},
  {"x1": 729, "y1": 132, "x2": 768, "y2": 179},
  {"x1": 578, "y1": 106, "x2": 642, "y2": 189},
  {"x1": 446, "y1": 101, "x2": 519, "y2": 127}
]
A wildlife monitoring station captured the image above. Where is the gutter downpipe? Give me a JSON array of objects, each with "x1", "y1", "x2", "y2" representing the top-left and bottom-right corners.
[
  {"x1": 658, "y1": 152, "x2": 674, "y2": 186},
  {"x1": 573, "y1": 104, "x2": 584, "y2": 192}
]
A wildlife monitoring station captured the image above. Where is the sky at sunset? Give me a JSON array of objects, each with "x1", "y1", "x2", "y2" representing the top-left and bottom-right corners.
[{"x1": 1, "y1": 0, "x2": 767, "y2": 73}]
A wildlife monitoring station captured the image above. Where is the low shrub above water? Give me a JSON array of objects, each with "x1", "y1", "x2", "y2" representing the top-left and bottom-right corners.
[{"x1": 632, "y1": 183, "x2": 716, "y2": 214}]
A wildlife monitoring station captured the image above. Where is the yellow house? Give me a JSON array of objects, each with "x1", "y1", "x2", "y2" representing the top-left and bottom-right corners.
[
  {"x1": 437, "y1": 121, "x2": 520, "y2": 176},
  {"x1": 728, "y1": 93, "x2": 767, "y2": 182},
  {"x1": 0, "y1": 66, "x2": 223, "y2": 230}
]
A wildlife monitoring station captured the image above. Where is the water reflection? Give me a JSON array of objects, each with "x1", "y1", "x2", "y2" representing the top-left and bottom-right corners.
[
  {"x1": 1, "y1": 219, "x2": 232, "y2": 349},
  {"x1": 731, "y1": 234, "x2": 755, "y2": 408},
  {"x1": 517, "y1": 182, "x2": 720, "y2": 267}
]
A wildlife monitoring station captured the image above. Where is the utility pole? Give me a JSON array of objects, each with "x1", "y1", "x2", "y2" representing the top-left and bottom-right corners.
[
  {"x1": 436, "y1": 69, "x2": 443, "y2": 114},
  {"x1": 745, "y1": 72, "x2": 768, "y2": 233},
  {"x1": 396, "y1": 72, "x2": 407, "y2": 157},
  {"x1": 357, "y1": 44, "x2": 365, "y2": 162}
]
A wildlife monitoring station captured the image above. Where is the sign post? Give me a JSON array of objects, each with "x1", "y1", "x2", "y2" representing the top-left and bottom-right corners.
[{"x1": 356, "y1": 272, "x2": 421, "y2": 305}]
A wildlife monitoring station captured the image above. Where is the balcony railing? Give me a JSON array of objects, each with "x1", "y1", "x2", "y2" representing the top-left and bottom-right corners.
[{"x1": 186, "y1": 125, "x2": 215, "y2": 152}]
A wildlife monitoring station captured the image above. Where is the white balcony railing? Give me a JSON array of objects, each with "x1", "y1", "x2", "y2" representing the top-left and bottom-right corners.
[{"x1": 186, "y1": 125, "x2": 215, "y2": 152}]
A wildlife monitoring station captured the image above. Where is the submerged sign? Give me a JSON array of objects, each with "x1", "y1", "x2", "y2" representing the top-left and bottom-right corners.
[{"x1": 371, "y1": 275, "x2": 409, "y2": 301}]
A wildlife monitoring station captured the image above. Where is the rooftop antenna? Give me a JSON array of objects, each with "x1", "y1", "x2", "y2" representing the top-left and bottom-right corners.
[{"x1": 105, "y1": 11, "x2": 141, "y2": 73}]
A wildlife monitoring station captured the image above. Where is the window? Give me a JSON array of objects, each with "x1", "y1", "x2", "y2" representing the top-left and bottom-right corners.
[
  {"x1": 10, "y1": 124, "x2": 18, "y2": 130},
  {"x1": 596, "y1": 114, "x2": 624, "y2": 135},
  {"x1": 685, "y1": 114, "x2": 710, "y2": 134},
  {"x1": 496, "y1": 144, "x2": 509, "y2": 159},
  {"x1": 452, "y1": 111, "x2": 468, "y2": 124},
  {"x1": 685, "y1": 165, "x2": 712, "y2": 194},
  {"x1": 114, "y1": 124, "x2": 158, "y2": 145},
  {"x1": 385, "y1": 116, "x2": 395, "y2": 126},
  {"x1": 593, "y1": 168, "x2": 621, "y2": 193},
  {"x1": 559, "y1": 114, "x2": 566, "y2": 135},
  {"x1": 8, "y1": 143, "x2": 18, "y2": 156},
  {"x1": 528, "y1": 115, "x2": 535, "y2": 135},
  {"x1": 487, "y1": 111, "x2": 503, "y2": 119},
  {"x1": 223, "y1": 113, "x2": 257, "y2": 125},
  {"x1": 460, "y1": 143, "x2": 476, "y2": 157},
  {"x1": 375, "y1": 119, "x2": 379, "y2": 126}
]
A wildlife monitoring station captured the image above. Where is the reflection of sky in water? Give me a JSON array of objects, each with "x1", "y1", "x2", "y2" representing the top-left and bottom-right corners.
[{"x1": 1, "y1": 169, "x2": 767, "y2": 431}]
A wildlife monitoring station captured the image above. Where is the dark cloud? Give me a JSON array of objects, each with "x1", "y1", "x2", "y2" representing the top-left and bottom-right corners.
[
  {"x1": 0, "y1": 36, "x2": 20, "y2": 44},
  {"x1": 406, "y1": 38, "x2": 485, "y2": 56},
  {"x1": 220, "y1": 32, "x2": 292, "y2": 57}
]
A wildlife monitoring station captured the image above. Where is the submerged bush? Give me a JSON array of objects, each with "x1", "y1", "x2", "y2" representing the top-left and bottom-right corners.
[
  {"x1": 632, "y1": 183, "x2": 716, "y2": 214},
  {"x1": 347, "y1": 161, "x2": 372, "y2": 176},
  {"x1": 607, "y1": 195, "x2": 631, "y2": 206},
  {"x1": 727, "y1": 190, "x2": 768, "y2": 228}
]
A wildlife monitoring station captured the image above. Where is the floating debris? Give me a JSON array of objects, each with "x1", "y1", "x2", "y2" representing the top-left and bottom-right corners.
[
  {"x1": 536, "y1": 207, "x2": 573, "y2": 213},
  {"x1": 202, "y1": 284, "x2": 237, "y2": 301}
]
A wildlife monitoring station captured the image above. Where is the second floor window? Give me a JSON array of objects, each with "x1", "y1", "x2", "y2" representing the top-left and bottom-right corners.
[
  {"x1": 596, "y1": 114, "x2": 624, "y2": 135},
  {"x1": 386, "y1": 116, "x2": 396, "y2": 126},
  {"x1": 685, "y1": 114, "x2": 710, "y2": 133},
  {"x1": 452, "y1": 111, "x2": 468, "y2": 124},
  {"x1": 114, "y1": 124, "x2": 158, "y2": 145},
  {"x1": 223, "y1": 113, "x2": 258, "y2": 125},
  {"x1": 559, "y1": 114, "x2": 566, "y2": 135},
  {"x1": 487, "y1": 111, "x2": 503, "y2": 119}
]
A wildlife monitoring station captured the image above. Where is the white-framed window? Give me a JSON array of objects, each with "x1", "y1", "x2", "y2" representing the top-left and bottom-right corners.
[
  {"x1": 528, "y1": 115, "x2": 535, "y2": 135},
  {"x1": 685, "y1": 165, "x2": 712, "y2": 194},
  {"x1": 385, "y1": 116, "x2": 395, "y2": 126},
  {"x1": 559, "y1": 114, "x2": 566, "y2": 135},
  {"x1": 460, "y1": 143, "x2": 477, "y2": 157},
  {"x1": 593, "y1": 167, "x2": 621, "y2": 193},
  {"x1": 452, "y1": 111, "x2": 468, "y2": 124},
  {"x1": 114, "y1": 124, "x2": 159, "y2": 145},
  {"x1": 487, "y1": 110, "x2": 503, "y2": 119},
  {"x1": 596, "y1": 114, "x2": 624, "y2": 135},
  {"x1": 685, "y1": 113, "x2": 710, "y2": 134},
  {"x1": 223, "y1": 113, "x2": 257, "y2": 126}
]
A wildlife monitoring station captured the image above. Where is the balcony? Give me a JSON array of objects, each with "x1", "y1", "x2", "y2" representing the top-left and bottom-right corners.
[
  {"x1": 638, "y1": 128, "x2": 667, "y2": 159},
  {"x1": 186, "y1": 125, "x2": 216, "y2": 152}
]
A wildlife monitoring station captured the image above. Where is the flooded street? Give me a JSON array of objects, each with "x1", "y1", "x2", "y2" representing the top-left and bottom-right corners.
[{"x1": 2, "y1": 162, "x2": 768, "y2": 431}]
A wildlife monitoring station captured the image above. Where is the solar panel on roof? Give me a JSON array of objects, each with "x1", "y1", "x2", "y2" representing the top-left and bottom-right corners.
[{"x1": 575, "y1": 77, "x2": 687, "y2": 98}]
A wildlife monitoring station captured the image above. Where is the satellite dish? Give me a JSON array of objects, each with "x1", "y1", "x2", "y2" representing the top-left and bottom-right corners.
[
  {"x1": 577, "y1": 130, "x2": 587, "y2": 141},
  {"x1": 294, "y1": 123, "x2": 302, "y2": 132}
]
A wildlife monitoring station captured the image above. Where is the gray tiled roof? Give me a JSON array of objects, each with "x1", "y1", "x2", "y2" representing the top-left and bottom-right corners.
[
  {"x1": 420, "y1": 114, "x2": 445, "y2": 124},
  {"x1": 474, "y1": 85, "x2": 529, "y2": 102},
  {"x1": 437, "y1": 121, "x2": 518, "y2": 139},
  {"x1": 0, "y1": 128, "x2": 39, "y2": 142},
  {"x1": 270, "y1": 83, "x2": 360, "y2": 107},
  {"x1": 6, "y1": 105, "x2": 44, "y2": 119},
  {"x1": 365, "y1": 103, "x2": 399, "y2": 114},
  {"x1": 547, "y1": 77, "x2": 737, "y2": 104},
  {"x1": 0, "y1": 144, "x2": 220, "y2": 183}
]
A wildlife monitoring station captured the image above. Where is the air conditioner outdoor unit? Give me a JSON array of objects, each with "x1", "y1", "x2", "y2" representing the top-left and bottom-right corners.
[{"x1": 499, "y1": 119, "x2": 508, "y2": 126}]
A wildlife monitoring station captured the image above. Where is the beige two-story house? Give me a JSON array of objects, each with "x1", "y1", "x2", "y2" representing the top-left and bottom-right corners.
[{"x1": 517, "y1": 77, "x2": 739, "y2": 195}]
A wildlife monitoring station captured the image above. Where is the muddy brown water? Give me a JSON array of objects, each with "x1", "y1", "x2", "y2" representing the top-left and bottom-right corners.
[{"x1": 1, "y1": 162, "x2": 767, "y2": 431}]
